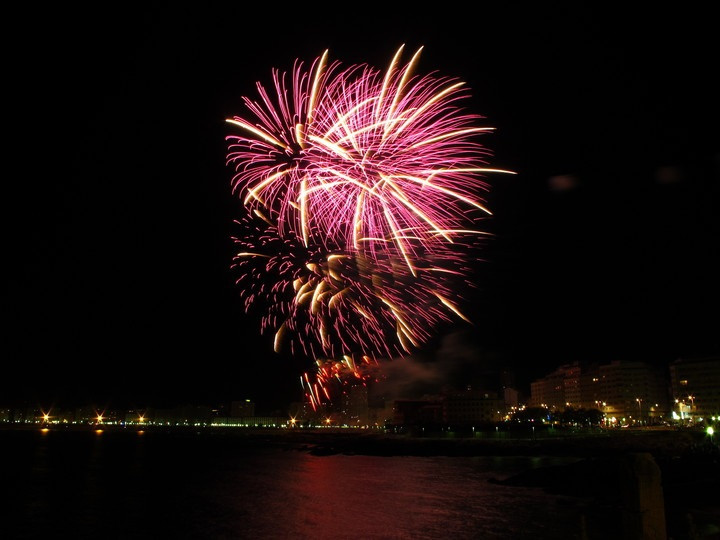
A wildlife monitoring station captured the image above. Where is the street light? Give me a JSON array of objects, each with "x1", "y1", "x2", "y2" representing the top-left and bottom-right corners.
[
  {"x1": 601, "y1": 402, "x2": 608, "y2": 427},
  {"x1": 636, "y1": 398, "x2": 643, "y2": 425}
]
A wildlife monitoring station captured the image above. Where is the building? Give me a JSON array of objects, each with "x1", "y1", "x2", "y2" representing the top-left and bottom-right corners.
[
  {"x1": 598, "y1": 361, "x2": 670, "y2": 422},
  {"x1": 444, "y1": 389, "x2": 502, "y2": 427},
  {"x1": 578, "y1": 368, "x2": 603, "y2": 410},
  {"x1": 530, "y1": 379, "x2": 549, "y2": 409},
  {"x1": 153, "y1": 405, "x2": 213, "y2": 425},
  {"x1": 288, "y1": 401, "x2": 313, "y2": 422},
  {"x1": 669, "y1": 356, "x2": 720, "y2": 420},
  {"x1": 528, "y1": 360, "x2": 671, "y2": 423},
  {"x1": 341, "y1": 385, "x2": 369, "y2": 426},
  {"x1": 230, "y1": 400, "x2": 255, "y2": 418},
  {"x1": 393, "y1": 398, "x2": 444, "y2": 427},
  {"x1": 74, "y1": 405, "x2": 101, "y2": 423},
  {"x1": 563, "y1": 363, "x2": 582, "y2": 408},
  {"x1": 503, "y1": 387, "x2": 519, "y2": 411},
  {"x1": 368, "y1": 401, "x2": 395, "y2": 427},
  {"x1": 528, "y1": 362, "x2": 582, "y2": 410}
]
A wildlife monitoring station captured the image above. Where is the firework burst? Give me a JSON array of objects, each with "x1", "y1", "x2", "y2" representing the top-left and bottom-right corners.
[{"x1": 226, "y1": 46, "x2": 512, "y2": 406}]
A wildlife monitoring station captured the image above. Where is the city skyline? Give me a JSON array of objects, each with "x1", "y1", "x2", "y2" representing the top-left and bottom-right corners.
[{"x1": 4, "y1": 354, "x2": 716, "y2": 422}]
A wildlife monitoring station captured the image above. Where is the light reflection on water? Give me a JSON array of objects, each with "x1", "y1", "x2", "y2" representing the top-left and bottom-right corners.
[
  {"x1": 3, "y1": 430, "x2": 585, "y2": 539},
  {"x1": 234, "y1": 452, "x2": 583, "y2": 539}
]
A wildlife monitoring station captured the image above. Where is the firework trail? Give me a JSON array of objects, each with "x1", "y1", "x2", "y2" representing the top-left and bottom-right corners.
[{"x1": 226, "y1": 46, "x2": 512, "y2": 407}]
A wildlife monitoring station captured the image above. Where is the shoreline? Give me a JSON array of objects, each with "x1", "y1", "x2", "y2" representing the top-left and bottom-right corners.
[{"x1": 2, "y1": 423, "x2": 715, "y2": 459}]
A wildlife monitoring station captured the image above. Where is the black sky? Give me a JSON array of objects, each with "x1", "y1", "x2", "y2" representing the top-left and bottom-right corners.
[{"x1": 3, "y1": 5, "x2": 719, "y2": 411}]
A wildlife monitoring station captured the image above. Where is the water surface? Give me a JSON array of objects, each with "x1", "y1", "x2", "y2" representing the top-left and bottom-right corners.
[{"x1": 2, "y1": 429, "x2": 587, "y2": 539}]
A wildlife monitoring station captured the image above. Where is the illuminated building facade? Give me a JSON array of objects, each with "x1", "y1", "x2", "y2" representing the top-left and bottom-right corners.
[
  {"x1": 529, "y1": 360, "x2": 670, "y2": 422},
  {"x1": 669, "y1": 356, "x2": 720, "y2": 420},
  {"x1": 528, "y1": 362, "x2": 581, "y2": 409},
  {"x1": 597, "y1": 361, "x2": 669, "y2": 422}
]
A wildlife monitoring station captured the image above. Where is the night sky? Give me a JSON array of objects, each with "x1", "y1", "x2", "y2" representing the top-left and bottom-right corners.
[{"x1": 3, "y1": 5, "x2": 718, "y2": 412}]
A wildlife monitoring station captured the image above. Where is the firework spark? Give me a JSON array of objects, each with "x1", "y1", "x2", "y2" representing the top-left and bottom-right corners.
[
  {"x1": 226, "y1": 46, "x2": 511, "y2": 406},
  {"x1": 231, "y1": 217, "x2": 474, "y2": 361}
]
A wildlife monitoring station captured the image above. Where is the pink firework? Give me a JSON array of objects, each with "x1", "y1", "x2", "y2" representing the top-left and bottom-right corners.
[
  {"x1": 226, "y1": 45, "x2": 514, "y2": 276},
  {"x1": 226, "y1": 46, "x2": 512, "y2": 406}
]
